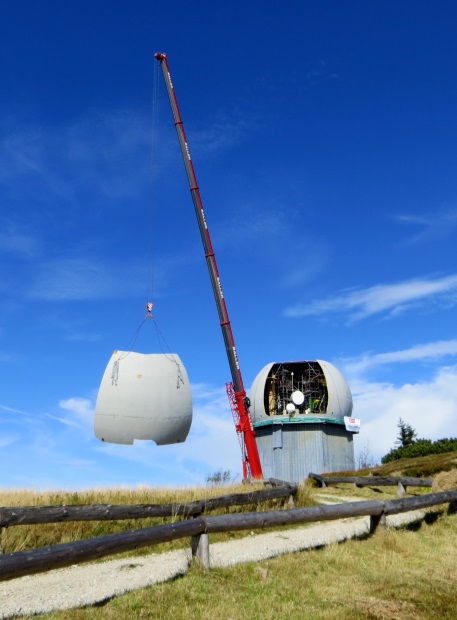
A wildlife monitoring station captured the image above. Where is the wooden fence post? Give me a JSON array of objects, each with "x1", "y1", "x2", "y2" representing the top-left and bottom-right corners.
[
  {"x1": 191, "y1": 512, "x2": 210, "y2": 570},
  {"x1": 191, "y1": 533, "x2": 210, "y2": 569},
  {"x1": 397, "y1": 482, "x2": 407, "y2": 497},
  {"x1": 369, "y1": 512, "x2": 386, "y2": 534},
  {"x1": 369, "y1": 515, "x2": 380, "y2": 534}
]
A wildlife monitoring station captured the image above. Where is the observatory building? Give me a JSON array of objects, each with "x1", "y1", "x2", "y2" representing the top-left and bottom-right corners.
[
  {"x1": 250, "y1": 360, "x2": 356, "y2": 482},
  {"x1": 94, "y1": 351, "x2": 192, "y2": 446}
]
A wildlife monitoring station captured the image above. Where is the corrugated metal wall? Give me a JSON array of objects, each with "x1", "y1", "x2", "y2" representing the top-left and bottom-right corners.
[{"x1": 255, "y1": 422, "x2": 354, "y2": 483}]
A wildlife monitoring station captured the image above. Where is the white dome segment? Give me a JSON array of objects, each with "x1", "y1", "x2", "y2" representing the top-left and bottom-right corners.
[
  {"x1": 94, "y1": 351, "x2": 192, "y2": 446},
  {"x1": 317, "y1": 359, "x2": 353, "y2": 418},
  {"x1": 250, "y1": 360, "x2": 352, "y2": 422},
  {"x1": 250, "y1": 362, "x2": 274, "y2": 420}
]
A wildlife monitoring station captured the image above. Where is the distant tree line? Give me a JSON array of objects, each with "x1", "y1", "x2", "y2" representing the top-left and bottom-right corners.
[{"x1": 381, "y1": 418, "x2": 457, "y2": 463}]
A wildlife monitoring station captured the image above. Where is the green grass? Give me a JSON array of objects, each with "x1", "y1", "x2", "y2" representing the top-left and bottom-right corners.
[
  {"x1": 30, "y1": 506, "x2": 457, "y2": 620},
  {"x1": 2, "y1": 459, "x2": 457, "y2": 619}
]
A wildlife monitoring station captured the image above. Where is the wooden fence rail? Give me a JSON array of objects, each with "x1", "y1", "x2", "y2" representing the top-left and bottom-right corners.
[
  {"x1": 1, "y1": 489, "x2": 456, "y2": 582},
  {"x1": 308, "y1": 473, "x2": 434, "y2": 496},
  {"x1": 0, "y1": 483, "x2": 297, "y2": 528}
]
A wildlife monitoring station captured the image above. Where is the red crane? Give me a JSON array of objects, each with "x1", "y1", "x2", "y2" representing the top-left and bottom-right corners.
[{"x1": 155, "y1": 52, "x2": 263, "y2": 479}]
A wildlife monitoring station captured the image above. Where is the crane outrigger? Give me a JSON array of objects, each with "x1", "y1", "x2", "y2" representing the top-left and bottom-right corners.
[{"x1": 155, "y1": 53, "x2": 263, "y2": 479}]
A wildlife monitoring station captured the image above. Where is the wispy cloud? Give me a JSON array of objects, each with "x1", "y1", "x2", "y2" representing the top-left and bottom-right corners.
[
  {"x1": 0, "y1": 110, "x2": 152, "y2": 205},
  {"x1": 25, "y1": 256, "x2": 143, "y2": 302},
  {"x1": 0, "y1": 403, "x2": 35, "y2": 416},
  {"x1": 280, "y1": 244, "x2": 330, "y2": 289},
  {"x1": 0, "y1": 434, "x2": 20, "y2": 448},
  {"x1": 284, "y1": 274, "x2": 457, "y2": 321},
  {"x1": 341, "y1": 339, "x2": 457, "y2": 377},
  {"x1": 191, "y1": 115, "x2": 249, "y2": 156},
  {"x1": 396, "y1": 207, "x2": 457, "y2": 244},
  {"x1": 0, "y1": 225, "x2": 42, "y2": 258},
  {"x1": 51, "y1": 397, "x2": 94, "y2": 433},
  {"x1": 188, "y1": 101, "x2": 256, "y2": 157},
  {"x1": 214, "y1": 207, "x2": 287, "y2": 251},
  {"x1": 211, "y1": 203, "x2": 330, "y2": 289},
  {"x1": 26, "y1": 257, "x2": 119, "y2": 301}
]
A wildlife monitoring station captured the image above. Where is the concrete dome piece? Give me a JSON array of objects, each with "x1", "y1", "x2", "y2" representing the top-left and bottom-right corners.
[
  {"x1": 250, "y1": 359, "x2": 352, "y2": 422},
  {"x1": 94, "y1": 351, "x2": 192, "y2": 446},
  {"x1": 317, "y1": 359, "x2": 353, "y2": 419}
]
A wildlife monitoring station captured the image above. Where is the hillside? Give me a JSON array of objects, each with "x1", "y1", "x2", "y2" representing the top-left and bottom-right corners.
[
  {"x1": 332, "y1": 449, "x2": 457, "y2": 480},
  {"x1": 1, "y1": 456, "x2": 456, "y2": 619}
]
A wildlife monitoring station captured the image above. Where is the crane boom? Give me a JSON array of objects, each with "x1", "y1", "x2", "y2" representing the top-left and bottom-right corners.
[{"x1": 155, "y1": 52, "x2": 263, "y2": 479}]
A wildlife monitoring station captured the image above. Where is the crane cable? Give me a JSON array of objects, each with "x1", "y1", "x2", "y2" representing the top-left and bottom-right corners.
[
  {"x1": 112, "y1": 61, "x2": 183, "y2": 388},
  {"x1": 146, "y1": 56, "x2": 161, "y2": 308}
]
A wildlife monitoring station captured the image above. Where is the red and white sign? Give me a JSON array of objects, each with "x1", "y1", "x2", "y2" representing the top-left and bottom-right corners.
[{"x1": 344, "y1": 416, "x2": 361, "y2": 433}]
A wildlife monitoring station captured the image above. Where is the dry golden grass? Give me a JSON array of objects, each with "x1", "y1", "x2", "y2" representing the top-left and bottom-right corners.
[
  {"x1": 0, "y1": 484, "x2": 243, "y2": 507},
  {"x1": 0, "y1": 483, "x2": 314, "y2": 555},
  {"x1": 432, "y1": 469, "x2": 457, "y2": 492},
  {"x1": 2, "y1": 468, "x2": 457, "y2": 619}
]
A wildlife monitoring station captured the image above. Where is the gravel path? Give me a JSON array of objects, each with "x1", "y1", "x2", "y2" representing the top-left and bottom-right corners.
[{"x1": 0, "y1": 510, "x2": 425, "y2": 618}]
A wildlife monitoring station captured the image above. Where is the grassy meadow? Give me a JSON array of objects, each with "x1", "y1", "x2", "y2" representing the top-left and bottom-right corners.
[
  {"x1": 0, "y1": 483, "x2": 314, "y2": 555},
  {"x1": 25, "y1": 493, "x2": 457, "y2": 620},
  {"x1": 1, "y1": 453, "x2": 457, "y2": 619}
]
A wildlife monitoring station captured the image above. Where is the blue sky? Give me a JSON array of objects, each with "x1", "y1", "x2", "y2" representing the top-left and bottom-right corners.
[{"x1": 1, "y1": 1, "x2": 457, "y2": 489}]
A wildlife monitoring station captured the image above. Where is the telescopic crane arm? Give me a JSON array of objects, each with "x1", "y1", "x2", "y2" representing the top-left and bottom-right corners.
[{"x1": 155, "y1": 52, "x2": 263, "y2": 479}]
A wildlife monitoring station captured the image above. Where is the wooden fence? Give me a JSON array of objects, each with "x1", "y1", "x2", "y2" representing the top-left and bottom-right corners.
[
  {"x1": 1, "y1": 487, "x2": 456, "y2": 581},
  {"x1": 308, "y1": 473, "x2": 434, "y2": 496},
  {"x1": 0, "y1": 482, "x2": 297, "y2": 528}
]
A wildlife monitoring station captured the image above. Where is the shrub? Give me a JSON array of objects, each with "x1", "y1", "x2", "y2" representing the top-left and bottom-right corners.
[{"x1": 382, "y1": 437, "x2": 457, "y2": 463}]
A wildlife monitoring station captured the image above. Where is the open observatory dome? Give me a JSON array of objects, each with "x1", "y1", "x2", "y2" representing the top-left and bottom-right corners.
[
  {"x1": 94, "y1": 351, "x2": 192, "y2": 446},
  {"x1": 250, "y1": 360, "x2": 353, "y2": 421}
]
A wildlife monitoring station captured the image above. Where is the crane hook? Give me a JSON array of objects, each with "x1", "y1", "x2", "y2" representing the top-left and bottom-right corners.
[{"x1": 145, "y1": 301, "x2": 154, "y2": 319}]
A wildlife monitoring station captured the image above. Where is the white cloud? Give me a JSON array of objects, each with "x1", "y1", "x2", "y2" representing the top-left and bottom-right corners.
[
  {"x1": 342, "y1": 339, "x2": 457, "y2": 376},
  {"x1": 51, "y1": 397, "x2": 95, "y2": 437},
  {"x1": 339, "y1": 343, "x2": 457, "y2": 463},
  {"x1": 178, "y1": 386, "x2": 241, "y2": 478},
  {"x1": 284, "y1": 274, "x2": 457, "y2": 320},
  {"x1": 3, "y1": 364, "x2": 455, "y2": 487},
  {"x1": 352, "y1": 365, "x2": 457, "y2": 462}
]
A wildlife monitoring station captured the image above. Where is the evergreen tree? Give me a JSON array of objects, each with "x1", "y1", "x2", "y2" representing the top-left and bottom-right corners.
[{"x1": 395, "y1": 418, "x2": 417, "y2": 448}]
